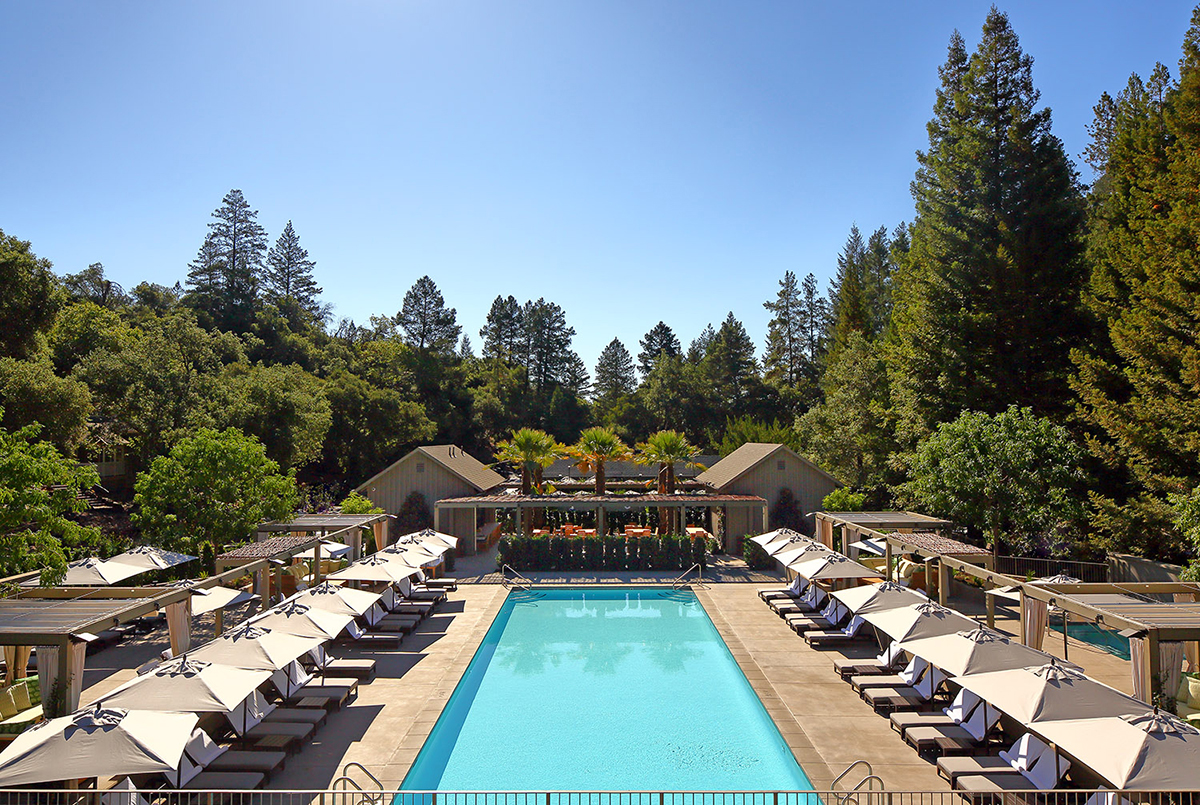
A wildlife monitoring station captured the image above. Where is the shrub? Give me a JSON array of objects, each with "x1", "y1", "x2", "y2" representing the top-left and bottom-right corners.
[
  {"x1": 743, "y1": 539, "x2": 774, "y2": 570},
  {"x1": 394, "y1": 491, "x2": 432, "y2": 535},
  {"x1": 823, "y1": 487, "x2": 866, "y2": 512},
  {"x1": 602, "y1": 537, "x2": 624, "y2": 571},
  {"x1": 582, "y1": 536, "x2": 602, "y2": 570},
  {"x1": 639, "y1": 536, "x2": 657, "y2": 570}
]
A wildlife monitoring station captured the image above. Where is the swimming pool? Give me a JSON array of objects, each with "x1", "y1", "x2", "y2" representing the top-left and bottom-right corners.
[
  {"x1": 401, "y1": 587, "x2": 812, "y2": 792},
  {"x1": 1049, "y1": 618, "x2": 1132, "y2": 661}
]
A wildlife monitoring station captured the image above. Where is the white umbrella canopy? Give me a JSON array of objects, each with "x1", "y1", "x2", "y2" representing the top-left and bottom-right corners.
[
  {"x1": 188, "y1": 624, "x2": 326, "y2": 671},
  {"x1": 788, "y1": 552, "x2": 880, "y2": 581},
  {"x1": 398, "y1": 528, "x2": 459, "y2": 550},
  {"x1": 773, "y1": 543, "x2": 832, "y2": 569},
  {"x1": 897, "y1": 626, "x2": 1058, "y2": 677},
  {"x1": 293, "y1": 540, "x2": 354, "y2": 560},
  {"x1": 329, "y1": 553, "x2": 424, "y2": 584},
  {"x1": 38, "y1": 557, "x2": 145, "y2": 586},
  {"x1": 249, "y1": 599, "x2": 354, "y2": 640},
  {"x1": 189, "y1": 584, "x2": 255, "y2": 617},
  {"x1": 95, "y1": 657, "x2": 271, "y2": 713},
  {"x1": 109, "y1": 546, "x2": 197, "y2": 570},
  {"x1": 0, "y1": 705, "x2": 197, "y2": 786},
  {"x1": 860, "y1": 600, "x2": 977, "y2": 643},
  {"x1": 299, "y1": 581, "x2": 383, "y2": 618},
  {"x1": 1033, "y1": 711, "x2": 1200, "y2": 790},
  {"x1": 753, "y1": 528, "x2": 812, "y2": 554},
  {"x1": 833, "y1": 581, "x2": 927, "y2": 615},
  {"x1": 382, "y1": 540, "x2": 445, "y2": 561},
  {"x1": 952, "y1": 660, "x2": 1153, "y2": 725}
]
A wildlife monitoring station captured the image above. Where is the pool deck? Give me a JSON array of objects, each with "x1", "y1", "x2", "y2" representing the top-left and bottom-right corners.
[{"x1": 73, "y1": 571, "x2": 1139, "y2": 793}]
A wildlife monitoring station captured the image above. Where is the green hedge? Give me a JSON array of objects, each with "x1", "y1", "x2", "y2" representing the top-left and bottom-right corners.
[{"x1": 499, "y1": 535, "x2": 708, "y2": 572}]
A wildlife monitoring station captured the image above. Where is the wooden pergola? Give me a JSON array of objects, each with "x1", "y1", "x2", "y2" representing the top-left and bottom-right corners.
[{"x1": 434, "y1": 492, "x2": 767, "y2": 541}]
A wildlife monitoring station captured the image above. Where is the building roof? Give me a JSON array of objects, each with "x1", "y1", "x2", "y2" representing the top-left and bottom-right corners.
[
  {"x1": 436, "y1": 492, "x2": 766, "y2": 509},
  {"x1": 217, "y1": 535, "x2": 323, "y2": 562},
  {"x1": 541, "y1": 456, "x2": 720, "y2": 482},
  {"x1": 696, "y1": 443, "x2": 840, "y2": 490},
  {"x1": 0, "y1": 599, "x2": 155, "y2": 638},
  {"x1": 818, "y1": 511, "x2": 951, "y2": 530},
  {"x1": 885, "y1": 530, "x2": 988, "y2": 557},
  {"x1": 256, "y1": 514, "x2": 387, "y2": 533},
  {"x1": 355, "y1": 445, "x2": 504, "y2": 495}
]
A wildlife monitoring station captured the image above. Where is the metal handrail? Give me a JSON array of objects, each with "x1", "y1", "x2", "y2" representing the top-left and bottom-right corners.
[
  {"x1": 830, "y1": 759, "x2": 874, "y2": 792},
  {"x1": 501, "y1": 564, "x2": 534, "y2": 591},
  {"x1": 670, "y1": 563, "x2": 702, "y2": 590},
  {"x1": 341, "y1": 761, "x2": 384, "y2": 791}
]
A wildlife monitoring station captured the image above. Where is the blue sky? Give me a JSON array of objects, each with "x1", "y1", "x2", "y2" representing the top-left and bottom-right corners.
[{"x1": 2, "y1": 1, "x2": 1194, "y2": 368}]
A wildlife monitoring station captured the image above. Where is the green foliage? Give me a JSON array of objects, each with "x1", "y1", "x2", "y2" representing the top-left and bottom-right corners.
[
  {"x1": 132, "y1": 427, "x2": 298, "y2": 554},
  {"x1": 48, "y1": 301, "x2": 132, "y2": 375},
  {"x1": 770, "y1": 487, "x2": 805, "y2": 531},
  {"x1": 717, "y1": 415, "x2": 801, "y2": 457},
  {"x1": 569, "y1": 427, "x2": 632, "y2": 496},
  {"x1": 264, "y1": 220, "x2": 324, "y2": 324},
  {"x1": 0, "y1": 229, "x2": 63, "y2": 360},
  {"x1": 635, "y1": 430, "x2": 704, "y2": 495},
  {"x1": 743, "y1": 539, "x2": 774, "y2": 570},
  {"x1": 499, "y1": 534, "x2": 704, "y2": 571},
  {"x1": 0, "y1": 414, "x2": 101, "y2": 583},
  {"x1": 184, "y1": 189, "x2": 269, "y2": 333},
  {"x1": 198, "y1": 540, "x2": 216, "y2": 575},
  {"x1": 896, "y1": 406, "x2": 1087, "y2": 556},
  {"x1": 494, "y1": 428, "x2": 563, "y2": 495},
  {"x1": 394, "y1": 491, "x2": 433, "y2": 534},
  {"x1": 397, "y1": 275, "x2": 461, "y2": 354},
  {"x1": 823, "y1": 487, "x2": 867, "y2": 512},
  {"x1": 0, "y1": 357, "x2": 93, "y2": 454},
  {"x1": 320, "y1": 371, "x2": 435, "y2": 484},
  {"x1": 339, "y1": 491, "x2": 384, "y2": 515},
  {"x1": 637, "y1": 322, "x2": 681, "y2": 378},
  {"x1": 594, "y1": 338, "x2": 637, "y2": 400},
  {"x1": 215, "y1": 363, "x2": 331, "y2": 469}
]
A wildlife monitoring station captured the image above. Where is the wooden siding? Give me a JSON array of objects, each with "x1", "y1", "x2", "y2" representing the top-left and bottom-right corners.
[
  {"x1": 723, "y1": 448, "x2": 838, "y2": 536},
  {"x1": 359, "y1": 453, "x2": 476, "y2": 517}
]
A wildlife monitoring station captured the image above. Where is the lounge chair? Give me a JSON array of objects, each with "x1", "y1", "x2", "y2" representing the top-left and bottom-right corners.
[
  {"x1": 785, "y1": 599, "x2": 848, "y2": 633},
  {"x1": 374, "y1": 614, "x2": 421, "y2": 633},
  {"x1": 272, "y1": 659, "x2": 359, "y2": 700},
  {"x1": 203, "y1": 749, "x2": 287, "y2": 780},
  {"x1": 903, "y1": 692, "x2": 999, "y2": 752},
  {"x1": 406, "y1": 587, "x2": 447, "y2": 604},
  {"x1": 891, "y1": 688, "x2": 981, "y2": 738},
  {"x1": 771, "y1": 585, "x2": 826, "y2": 616},
  {"x1": 862, "y1": 664, "x2": 947, "y2": 712},
  {"x1": 423, "y1": 577, "x2": 458, "y2": 591},
  {"x1": 264, "y1": 707, "x2": 327, "y2": 727},
  {"x1": 835, "y1": 641, "x2": 905, "y2": 680},
  {"x1": 937, "y1": 733, "x2": 1058, "y2": 786},
  {"x1": 183, "y1": 771, "x2": 265, "y2": 792},
  {"x1": 805, "y1": 614, "x2": 869, "y2": 648},
  {"x1": 851, "y1": 656, "x2": 929, "y2": 693},
  {"x1": 758, "y1": 576, "x2": 806, "y2": 602},
  {"x1": 319, "y1": 657, "x2": 377, "y2": 680}
]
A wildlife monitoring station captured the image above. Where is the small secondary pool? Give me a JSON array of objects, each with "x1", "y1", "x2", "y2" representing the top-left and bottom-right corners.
[
  {"x1": 401, "y1": 587, "x2": 812, "y2": 792},
  {"x1": 1049, "y1": 618, "x2": 1132, "y2": 661}
]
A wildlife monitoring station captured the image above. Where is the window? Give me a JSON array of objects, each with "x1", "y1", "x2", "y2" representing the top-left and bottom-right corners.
[
  {"x1": 416, "y1": 462, "x2": 425, "y2": 474},
  {"x1": 776, "y1": 459, "x2": 786, "y2": 471}
]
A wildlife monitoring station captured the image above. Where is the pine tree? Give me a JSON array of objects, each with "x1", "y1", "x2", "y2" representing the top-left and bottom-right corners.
[
  {"x1": 562, "y1": 350, "x2": 591, "y2": 397},
  {"x1": 705, "y1": 312, "x2": 759, "y2": 404},
  {"x1": 264, "y1": 221, "x2": 323, "y2": 320},
  {"x1": 523, "y1": 299, "x2": 575, "y2": 392},
  {"x1": 397, "y1": 276, "x2": 460, "y2": 353},
  {"x1": 594, "y1": 338, "x2": 636, "y2": 400},
  {"x1": 637, "y1": 322, "x2": 681, "y2": 376},
  {"x1": 886, "y1": 11, "x2": 1087, "y2": 451},
  {"x1": 184, "y1": 234, "x2": 225, "y2": 327},
  {"x1": 862, "y1": 225, "x2": 894, "y2": 335},
  {"x1": 799, "y1": 272, "x2": 829, "y2": 367},
  {"x1": 479, "y1": 295, "x2": 525, "y2": 364},
  {"x1": 828, "y1": 225, "x2": 871, "y2": 350},
  {"x1": 193, "y1": 189, "x2": 268, "y2": 333},
  {"x1": 686, "y1": 324, "x2": 716, "y2": 364},
  {"x1": 1071, "y1": 19, "x2": 1200, "y2": 560},
  {"x1": 763, "y1": 269, "x2": 807, "y2": 387},
  {"x1": 459, "y1": 334, "x2": 475, "y2": 360}
]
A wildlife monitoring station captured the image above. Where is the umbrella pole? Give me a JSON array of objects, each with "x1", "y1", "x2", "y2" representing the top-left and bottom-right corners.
[{"x1": 1062, "y1": 611, "x2": 1069, "y2": 661}]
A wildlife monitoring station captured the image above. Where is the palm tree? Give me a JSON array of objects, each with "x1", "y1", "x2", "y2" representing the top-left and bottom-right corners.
[
  {"x1": 569, "y1": 427, "x2": 632, "y2": 496},
  {"x1": 636, "y1": 430, "x2": 707, "y2": 494},
  {"x1": 494, "y1": 428, "x2": 562, "y2": 494}
]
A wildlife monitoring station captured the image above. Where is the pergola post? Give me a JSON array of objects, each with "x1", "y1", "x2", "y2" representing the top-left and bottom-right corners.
[
  {"x1": 1018, "y1": 588, "x2": 1027, "y2": 646},
  {"x1": 938, "y1": 560, "x2": 950, "y2": 606},
  {"x1": 761, "y1": 503, "x2": 768, "y2": 534},
  {"x1": 56, "y1": 638, "x2": 74, "y2": 716},
  {"x1": 924, "y1": 557, "x2": 936, "y2": 598},
  {"x1": 986, "y1": 588, "x2": 995, "y2": 628},
  {"x1": 313, "y1": 542, "x2": 323, "y2": 585},
  {"x1": 1145, "y1": 630, "x2": 1162, "y2": 706},
  {"x1": 884, "y1": 538, "x2": 893, "y2": 582},
  {"x1": 597, "y1": 506, "x2": 607, "y2": 537},
  {"x1": 515, "y1": 505, "x2": 523, "y2": 538}
]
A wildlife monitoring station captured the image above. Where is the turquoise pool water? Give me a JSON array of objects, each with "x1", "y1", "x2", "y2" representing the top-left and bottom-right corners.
[
  {"x1": 1049, "y1": 618, "x2": 1132, "y2": 661},
  {"x1": 400, "y1": 587, "x2": 812, "y2": 792}
]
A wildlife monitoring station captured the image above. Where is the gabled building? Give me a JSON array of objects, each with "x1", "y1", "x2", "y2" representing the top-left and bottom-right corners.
[
  {"x1": 355, "y1": 445, "x2": 503, "y2": 545},
  {"x1": 697, "y1": 442, "x2": 839, "y2": 540}
]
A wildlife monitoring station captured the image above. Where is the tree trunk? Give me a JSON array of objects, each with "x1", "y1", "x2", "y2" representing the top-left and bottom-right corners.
[
  {"x1": 596, "y1": 462, "x2": 605, "y2": 496},
  {"x1": 666, "y1": 464, "x2": 676, "y2": 494},
  {"x1": 657, "y1": 462, "x2": 668, "y2": 494},
  {"x1": 521, "y1": 465, "x2": 531, "y2": 495}
]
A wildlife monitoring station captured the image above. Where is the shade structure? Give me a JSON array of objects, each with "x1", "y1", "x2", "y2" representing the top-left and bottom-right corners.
[
  {"x1": 382, "y1": 540, "x2": 445, "y2": 561},
  {"x1": 249, "y1": 599, "x2": 354, "y2": 640},
  {"x1": 848, "y1": 538, "x2": 887, "y2": 556},
  {"x1": 0, "y1": 705, "x2": 197, "y2": 786},
  {"x1": 897, "y1": 627, "x2": 1056, "y2": 677},
  {"x1": 952, "y1": 660, "x2": 1152, "y2": 724},
  {"x1": 397, "y1": 528, "x2": 459, "y2": 550},
  {"x1": 788, "y1": 552, "x2": 880, "y2": 581},
  {"x1": 328, "y1": 553, "x2": 424, "y2": 584},
  {"x1": 37, "y1": 557, "x2": 145, "y2": 586},
  {"x1": 1032, "y1": 711, "x2": 1200, "y2": 790},
  {"x1": 293, "y1": 540, "x2": 353, "y2": 560},
  {"x1": 834, "y1": 581, "x2": 926, "y2": 615},
  {"x1": 96, "y1": 657, "x2": 271, "y2": 713},
  {"x1": 188, "y1": 624, "x2": 326, "y2": 671},
  {"x1": 299, "y1": 582, "x2": 383, "y2": 618},
  {"x1": 860, "y1": 600, "x2": 977, "y2": 643},
  {"x1": 110, "y1": 546, "x2": 197, "y2": 571},
  {"x1": 188, "y1": 584, "x2": 255, "y2": 617},
  {"x1": 773, "y1": 543, "x2": 832, "y2": 569},
  {"x1": 753, "y1": 528, "x2": 812, "y2": 554}
]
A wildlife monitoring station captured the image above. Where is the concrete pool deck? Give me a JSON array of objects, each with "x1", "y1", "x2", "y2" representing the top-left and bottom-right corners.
[{"x1": 72, "y1": 574, "x2": 1140, "y2": 792}]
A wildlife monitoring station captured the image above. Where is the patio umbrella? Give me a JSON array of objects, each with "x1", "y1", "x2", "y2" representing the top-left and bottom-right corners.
[
  {"x1": 188, "y1": 624, "x2": 326, "y2": 671},
  {"x1": 382, "y1": 540, "x2": 445, "y2": 561},
  {"x1": 1032, "y1": 574, "x2": 1082, "y2": 585},
  {"x1": 860, "y1": 600, "x2": 977, "y2": 643},
  {"x1": 0, "y1": 705, "x2": 197, "y2": 786},
  {"x1": 293, "y1": 540, "x2": 354, "y2": 560},
  {"x1": 897, "y1": 626, "x2": 1058, "y2": 677},
  {"x1": 397, "y1": 528, "x2": 459, "y2": 550},
  {"x1": 109, "y1": 546, "x2": 197, "y2": 570},
  {"x1": 848, "y1": 537, "x2": 887, "y2": 556},
  {"x1": 773, "y1": 542, "x2": 832, "y2": 569},
  {"x1": 328, "y1": 553, "x2": 424, "y2": 584},
  {"x1": 188, "y1": 585, "x2": 256, "y2": 617},
  {"x1": 788, "y1": 552, "x2": 880, "y2": 581},
  {"x1": 34, "y1": 557, "x2": 145, "y2": 586},
  {"x1": 834, "y1": 581, "x2": 926, "y2": 615},
  {"x1": 249, "y1": 599, "x2": 354, "y2": 640},
  {"x1": 1032, "y1": 711, "x2": 1200, "y2": 790},
  {"x1": 752, "y1": 528, "x2": 811, "y2": 554},
  {"x1": 299, "y1": 581, "x2": 383, "y2": 619},
  {"x1": 952, "y1": 659, "x2": 1152, "y2": 724},
  {"x1": 95, "y1": 657, "x2": 270, "y2": 713}
]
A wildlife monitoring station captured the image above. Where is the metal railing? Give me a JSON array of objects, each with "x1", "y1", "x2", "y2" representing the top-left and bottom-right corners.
[
  {"x1": 670, "y1": 563, "x2": 704, "y2": 590},
  {"x1": 994, "y1": 555, "x2": 1109, "y2": 583},
  {"x1": 2, "y1": 790, "x2": 1199, "y2": 805},
  {"x1": 500, "y1": 565, "x2": 534, "y2": 591}
]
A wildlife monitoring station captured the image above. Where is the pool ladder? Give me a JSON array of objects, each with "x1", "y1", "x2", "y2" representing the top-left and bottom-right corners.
[
  {"x1": 501, "y1": 564, "x2": 534, "y2": 591},
  {"x1": 831, "y1": 759, "x2": 886, "y2": 805},
  {"x1": 331, "y1": 761, "x2": 386, "y2": 805},
  {"x1": 670, "y1": 562, "x2": 706, "y2": 590}
]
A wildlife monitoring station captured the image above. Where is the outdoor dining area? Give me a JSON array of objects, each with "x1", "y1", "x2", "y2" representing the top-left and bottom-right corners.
[
  {"x1": 0, "y1": 528, "x2": 461, "y2": 795},
  {"x1": 751, "y1": 528, "x2": 1200, "y2": 795}
]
